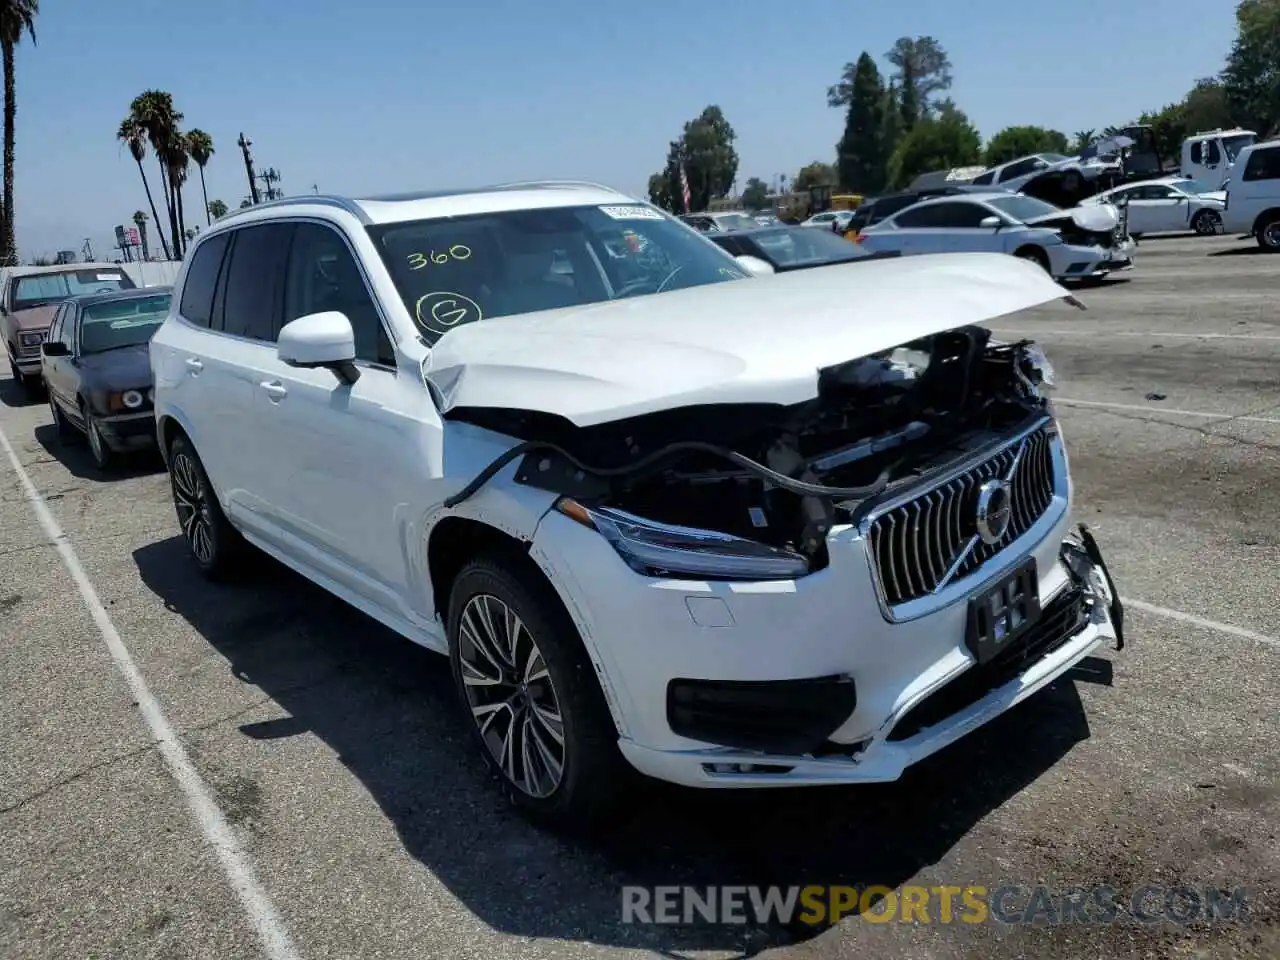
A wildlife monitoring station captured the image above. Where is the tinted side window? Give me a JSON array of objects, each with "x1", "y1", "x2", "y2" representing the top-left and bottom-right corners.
[
  {"x1": 179, "y1": 231, "x2": 230, "y2": 327},
  {"x1": 1243, "y1": 147, "x2": 1280, "y2": 182},
  {"x1": 971, "y1": 170, "x2": 996, "y2": 185},
  {"x1": 896, "y1": 202, "x2": 972, "y2": 228},
  {"x1": 1206, "y1": 141, "x2": 1222, "y2": 165},
  {"x1": 285, "y1": 223, "x2": 392, "y2": 365},
  {"x1": 997, "y1": 159, "x2": 1036, "y2": 182},
  {"x1": 217, "y1": 224, "x2": 292, "y2": 341},
  {"x1": 1190, "y1": 142, "x2": 1203, "y2": 164},
  {"x1": 47, "y1": 305, "x2": 64, "y2": 344}
]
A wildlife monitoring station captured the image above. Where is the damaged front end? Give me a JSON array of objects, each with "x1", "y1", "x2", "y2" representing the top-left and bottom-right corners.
[{"x1": 446, "y1": 325, "x2": 1060, "y2": 583}]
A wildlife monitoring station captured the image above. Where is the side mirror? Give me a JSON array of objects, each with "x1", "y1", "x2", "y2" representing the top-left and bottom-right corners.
[
  {"x1": 734, "y1": 254, "x2": 775, "y2": 277},
  {"x1": 41, "y1": 340, "x2": 68, "y2": 357},
  {"x1": 979, "y1": 216, "x2": 1003, "y2": 229},
  {"x1": 277, "y1": 311, "x2": 360, "y2": 385}
]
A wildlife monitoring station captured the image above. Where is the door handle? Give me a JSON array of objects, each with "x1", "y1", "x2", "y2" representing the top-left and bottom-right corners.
[
  {"x1": 260, "y1": 380, "x2": 287, "y2": 401},
  {"x1": 185, "y1": 358, "x2": 203, "y2": 373}
]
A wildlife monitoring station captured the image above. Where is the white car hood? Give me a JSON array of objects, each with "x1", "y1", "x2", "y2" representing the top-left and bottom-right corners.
[
  {"x1": 1200, "y1": 190, "x2": 1227, "y2": 204},
  {"x1": 1023, "y1": 204, "x2": 1119, "y2": 233},
  {"x1": 425, "y1": 253, "x2": 1073, "y2": 428}
]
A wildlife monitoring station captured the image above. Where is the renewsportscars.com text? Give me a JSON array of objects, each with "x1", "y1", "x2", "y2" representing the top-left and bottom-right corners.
[{"x1": 621, "y1": 884, "x2": 1251, "y2": 927}]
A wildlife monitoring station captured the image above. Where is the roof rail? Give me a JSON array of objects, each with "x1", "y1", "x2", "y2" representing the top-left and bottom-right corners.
[
  {"x1": 491, "y1": 179, "x2": 626, "y2": 194},
  {"x1": 214, "y1": 194, "x2": 371, "y2": 225}
]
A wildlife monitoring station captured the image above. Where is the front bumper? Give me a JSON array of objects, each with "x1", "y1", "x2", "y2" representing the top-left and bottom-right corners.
[
  {"x1": 532, "y1": 469, "x2": 1123, "y2": 789},
  {"x1": 96, "y1": 410, "x2": 158, "y2": 451},
  {"x1": 1052, "y1": 238, "x2": 1136, "y2": 280}
]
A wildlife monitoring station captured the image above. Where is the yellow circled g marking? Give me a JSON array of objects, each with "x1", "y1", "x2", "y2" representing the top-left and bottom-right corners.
[{"x1": 415, "y1": 291, "x2": 483, "y2": 336}]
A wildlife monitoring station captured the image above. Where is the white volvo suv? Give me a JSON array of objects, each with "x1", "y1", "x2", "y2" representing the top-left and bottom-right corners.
[{"x1": 150, "y1": 182, "x2": 1124, "y2": 829}]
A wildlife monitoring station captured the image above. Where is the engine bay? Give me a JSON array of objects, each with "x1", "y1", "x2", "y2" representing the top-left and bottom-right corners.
[{"x1": 447, "y1": 324, "x2": 1054, "y2": 569}]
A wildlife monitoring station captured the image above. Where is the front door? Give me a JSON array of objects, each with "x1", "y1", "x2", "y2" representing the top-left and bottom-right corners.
[{"x1": 249, "y1": 221, "x2": 443, "y2": 626}]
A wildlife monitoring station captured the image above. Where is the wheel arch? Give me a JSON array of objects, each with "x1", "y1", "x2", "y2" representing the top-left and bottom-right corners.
[{"x1": 1251, "y1": 208, "x2": 1280, "y2": 236}]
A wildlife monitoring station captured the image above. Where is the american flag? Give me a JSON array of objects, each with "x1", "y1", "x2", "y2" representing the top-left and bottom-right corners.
[{"x1": 679, "y1": 165, "x2": 692, "y2": 212}]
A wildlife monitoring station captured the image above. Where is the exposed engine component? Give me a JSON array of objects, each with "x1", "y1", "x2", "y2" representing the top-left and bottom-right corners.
[{"x1": 445, "y1": 326, "x2": 1055, "y2": 572}]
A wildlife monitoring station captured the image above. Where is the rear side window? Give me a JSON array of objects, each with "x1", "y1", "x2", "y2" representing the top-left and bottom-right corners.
[
  {"x1": 179, "y1": 232, "x2": 230, "y2": 327},
  {"x1": 971, "y1": 170, "x2": 996, "y2": 185},
  {"x1": 216, "y1": 223, "x2": 293, "y2": 341},
  {"x1": 1243, "y1": 147, "x2": 1280, "y2": 182}
]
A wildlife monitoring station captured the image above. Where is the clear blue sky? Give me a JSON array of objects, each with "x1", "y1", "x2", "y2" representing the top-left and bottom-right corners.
[{"x1": 18, "y1": 0, "x2": 1234, "y2": 261}]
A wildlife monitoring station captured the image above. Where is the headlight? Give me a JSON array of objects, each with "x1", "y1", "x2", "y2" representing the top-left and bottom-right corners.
[
  {"x1": 20, "y1": 331, "x2": 44, "y2": 346},
  {"x1": 555, "y1": 499, "x2": 810, "y2": 581},
  {"x1": 121, "y1": 389, "x2": 145, "y2": 409}
]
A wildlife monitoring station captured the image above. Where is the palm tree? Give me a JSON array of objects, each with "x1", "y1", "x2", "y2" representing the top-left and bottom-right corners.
[
  {"x1": 1072, "y1": 129, "x2": 1096, "y2": 152},
  {"x1": 0, "y1": 0, "x2": 38, "y2": 266},
  {"x1": 117, "y1": 117, "x2": 170, "y2": 259},
  {"x1": 132, "y1": 209, "x2": 150, "y2": 261},
  {"x1": 206, "y1": 198, "x2": 228, "y2": 220},
  {"x1": 186, "y1": 129, "x2": 214, "y2": 225},
  {"x1": 128, "y1": 90, "x2": 183, "y2": 259},
  {"x1": 166, "y1": 135, "x2": 190, "y2": 256}
]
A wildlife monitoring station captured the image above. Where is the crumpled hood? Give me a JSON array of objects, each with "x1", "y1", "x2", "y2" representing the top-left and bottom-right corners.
[
  {"x1": 11, "y1": 303, "x2": 56, "y2": 332},
  {"x1": 77, "y1": 343, "x2": 152, "y2": 388},
  {"x1": 426, "y1": 252, "x2": 1074, "y2": 427},
  {"x1": 1023, "y1": 204, "x2": 1119, "y2": 233},
  {"x1": 1199, "y1": 190, "x2": 1227, "y2": 204}
]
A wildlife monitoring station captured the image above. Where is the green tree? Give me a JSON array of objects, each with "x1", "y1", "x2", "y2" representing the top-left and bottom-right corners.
[
  {"x1": 741, "y1": 176, "x2": 770, "y2": 211},
  {"x1": 835, "y1": 52, "x2": 887, "y2": 193},
  {"x1": 0, "y1": 0, "x2": 37, "y2": 265},
  {"x1": 793, "y1": 161, "x2": 837, "y2": 192},
  {"x1": 131, "y1": 209, "x2": 150, "y2": 261},
  {"x1": 128, "y1": 90, "x2": 184, "y2": 258},
  {"x1": 117, "y1": 117, "x2": 170, "y2": 259},
  {"x1": 186, "y1": 129, "x2": 215, "y2": 225},
  {"x1": 661, "y1": 105, "x2": 738, "y2": 213},
  {"x1": 646, "y1": 172, "x2": 672, "y2": 210},
  {"x1": 887, "y1": 105, "x2": 981, "y2": 189},
  {"x1": 207, "y1": 198, "x2": 228, "y2": 220},
  {"x1": 898, "y1": 60, "x2": 919, "y2": 131},
  {"x1": 1072, "y1": 129, "x2": 1097, "y2": 152},
  {"x1": 1138, "y1": 101, "x2": 1188, "y2": 168},
  {"x1": 983, "y1": 125, "x2": 1070, "y2": 166},
  {"x1": 878, "y1": 83, "x2": 904, "y2": 183},
  {"x1": 239, "y1": 199, "x2": 253, "y2": 209},
  {"x1": 1223, "y1": 0, "x2": 1280, "y2": 136},
  {"x1": 885, "y1": 36, "x2": 952, "y2": 119}
]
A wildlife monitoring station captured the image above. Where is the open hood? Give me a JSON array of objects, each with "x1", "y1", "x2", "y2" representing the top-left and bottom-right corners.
[
  {"x1": 425, "y1": 253, "x2": 1073, "y2": 428},
  {"x1": 1022, "y1": 203, "x2": 1119, "y2": 233}
]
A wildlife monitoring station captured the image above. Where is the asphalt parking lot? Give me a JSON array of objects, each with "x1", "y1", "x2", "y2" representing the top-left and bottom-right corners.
[{"x1": 2, "y1": 233, "x2": 1278, "y2": 960}]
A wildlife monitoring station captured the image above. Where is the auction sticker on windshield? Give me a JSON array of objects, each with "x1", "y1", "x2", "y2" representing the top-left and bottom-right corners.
[{"x1": 600, "y1": 205, "x2": 664, "y2": 221}]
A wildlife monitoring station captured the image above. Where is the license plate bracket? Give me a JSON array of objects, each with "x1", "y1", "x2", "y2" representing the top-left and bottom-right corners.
[{"x1": 965, "y1": 557, "x2": 1041, "y2": 665}]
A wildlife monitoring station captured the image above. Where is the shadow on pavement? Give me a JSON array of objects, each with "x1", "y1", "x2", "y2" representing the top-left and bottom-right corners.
[
  {"x1": 1209, "y1": 245, "x2": 1270, "y2": 257},
  {"x1": 32, "y1": 422, "x2": 163, "y2": 482},
  {"x1": 133, "y1": 535, "x2": 1094, "y2": 957},
  {"x1": 0, "y1": 370, "x2": 41, "y2": 408}
]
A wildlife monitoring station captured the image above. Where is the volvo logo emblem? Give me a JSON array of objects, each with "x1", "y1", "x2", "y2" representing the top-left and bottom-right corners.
[{"x1": 975, "y1": 479, "x2": 1013, "y2": 545}]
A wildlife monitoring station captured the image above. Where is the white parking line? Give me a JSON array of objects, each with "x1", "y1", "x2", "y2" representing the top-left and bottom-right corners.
[
  {"x1": 0, "y1": 425, "x2": 302, "y2": 960},
  {"x1": 992, "y1": 328, "x2": 1280, "y2": 342},
  {"x1": 1126, "y1": 599, "x2": 1280, "y2": 650},
  {"x1": 1055, "y1": 397, "x2": 1280, "y2": 425}
]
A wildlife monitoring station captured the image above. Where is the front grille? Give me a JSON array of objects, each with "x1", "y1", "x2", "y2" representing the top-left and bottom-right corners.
[
  {"x1": 867, "y1": 426, "x2": 1057, "y2": 607},
  {"x1": 886, "y1": 583, "x2": 1087, "y2": 741}
]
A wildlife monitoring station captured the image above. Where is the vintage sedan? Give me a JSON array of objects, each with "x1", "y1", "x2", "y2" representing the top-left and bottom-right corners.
[{"x1": 40, "y1": 287, "x2": 171, "y2": 468}]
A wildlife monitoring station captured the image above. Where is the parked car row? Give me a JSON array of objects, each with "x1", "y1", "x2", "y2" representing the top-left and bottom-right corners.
[{"x1": 7, "y1": 182, "x2": 1125, "y2": 835}]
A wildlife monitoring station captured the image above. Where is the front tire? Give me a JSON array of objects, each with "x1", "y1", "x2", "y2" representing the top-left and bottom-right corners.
[
  {"x1": 1015, "y1": 246, "x2": 1051, "y2": 275},
  {"x1": 447, "y1": 552, "x2": 630, "y2": 831},
  {"x1": 167, "y1": 433, "x2": 245, "y2": 579},
  {"x1": 82, "y1": 403, "x2": 114, "y2": 469},
  {"x1": 1192, "y1": 209, "x2": 1220, "y2": 236}
]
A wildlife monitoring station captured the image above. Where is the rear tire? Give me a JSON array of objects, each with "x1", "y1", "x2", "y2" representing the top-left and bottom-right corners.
[
  {"x1": 1256, "y1": 217, "x2": 1280, "y2": 251},
  {"x1": 167, "y1": 433, "x2": 246, "y2": 580},
  {"x1": 446, "y1": 551, "x2": 632, "y2": 833}
]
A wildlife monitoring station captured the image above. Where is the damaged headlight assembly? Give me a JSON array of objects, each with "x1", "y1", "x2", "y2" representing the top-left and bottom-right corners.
[{"x1": 554, "y1": 498, "x2": 810, "y2": 580}]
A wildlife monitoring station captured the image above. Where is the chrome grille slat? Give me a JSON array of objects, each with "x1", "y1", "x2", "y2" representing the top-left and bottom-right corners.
[{"x1": 865, "y1": 425, "x2": 1059, "y2": 610}]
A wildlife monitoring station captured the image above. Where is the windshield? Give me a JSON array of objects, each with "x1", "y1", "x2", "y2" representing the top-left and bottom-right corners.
[
  {"x1": 11, "y1": 269, "x2": 135, "y2": 311},
  {"x1": 79, "y1": 293, "x2": 171, "y2": 353},
  {"x1": 370, "y1": 204, "x2": 749, "y2": 344},
  {"x1": 1223, "y1": 134, "x2": 1255, "y2": 162},
  {"x1": 713, "y1": 214, "x2": 758, "y2": 231},
  {"x1": 749, "y1": 227, "x2": 867, "y2": 268},
  {"x1": 986, "y1": 195, "x2": 1062, "y2": 222},
  {"x1": 1171, "y1": 179, "x2": 1214, "y2": 195},
  {"x1": 1037, "y1": 153, "x2": 1070, "y2": 164}
]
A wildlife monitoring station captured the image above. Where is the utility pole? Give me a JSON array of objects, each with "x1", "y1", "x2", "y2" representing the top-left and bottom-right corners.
[{"x1": 238, "y1": 133, "x2": 261, "y2": 205}]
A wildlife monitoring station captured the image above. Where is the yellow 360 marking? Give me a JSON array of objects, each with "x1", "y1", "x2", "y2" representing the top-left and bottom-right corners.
[{"x1": 406, "y1": 244, "x2": 472, "y2": 270}]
